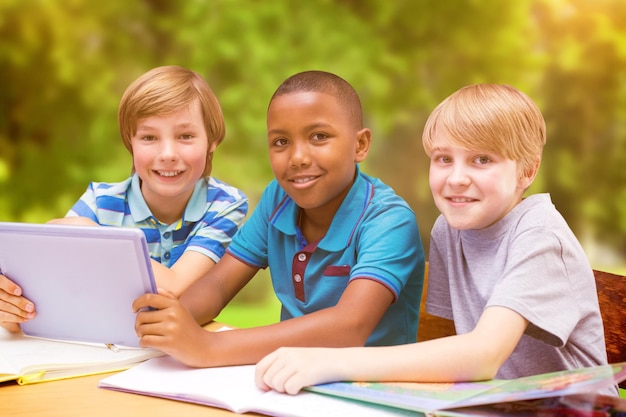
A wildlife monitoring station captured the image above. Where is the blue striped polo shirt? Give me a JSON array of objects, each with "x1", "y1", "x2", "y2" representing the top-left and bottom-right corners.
[{"x1": 67, "y1": 174, "x2": 248, "y2": 267}]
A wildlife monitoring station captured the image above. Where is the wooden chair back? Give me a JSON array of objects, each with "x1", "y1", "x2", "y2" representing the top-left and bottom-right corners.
[
  {"x1": 593, "y1": 269, "x2": 626, "y2": 389},
  {"x1": 417, "y1": 262, "x2": 456, "y2": 342},
  {"x1": 416, "y1": 265, "x2": 625, "y2": 389}
]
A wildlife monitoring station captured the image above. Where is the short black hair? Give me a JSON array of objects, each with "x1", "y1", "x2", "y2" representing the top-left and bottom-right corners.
[{"x1": 270, "y1": 70, "x2": 363, "y2": 128}]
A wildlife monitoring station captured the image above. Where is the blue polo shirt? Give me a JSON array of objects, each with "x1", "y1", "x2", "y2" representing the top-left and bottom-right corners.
[
  {"x1": 227, "y1": 166, "x2": 424, "y2": 346},
  {"x1": 67, "y1": 174, "x2": 248, "y2": 267}
]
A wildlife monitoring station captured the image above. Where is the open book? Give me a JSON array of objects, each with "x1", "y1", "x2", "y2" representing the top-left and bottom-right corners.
[
  {"x1": 0, "y1": 327, "x2": 163, "y2": 385},
  {"x1": 308, "y1": 362, "x2": 626, "y2": 416},
  {"x1": 99, "y1": 355, "x2": 626, "y2": 417},
  {"x1": 419, "y1": 392, "x2": 626, "y2": 417},
  {"x1": 99, "y1": 356, "x2": 414, "y2": 417}
]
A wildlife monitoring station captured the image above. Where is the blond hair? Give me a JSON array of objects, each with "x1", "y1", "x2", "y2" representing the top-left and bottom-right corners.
[
  {"x1": 118, "y1": 66, "x2": 225, "y2": 176},
  {"x1": 422, "y1": 84, "x2": 546, "y2": 176}
]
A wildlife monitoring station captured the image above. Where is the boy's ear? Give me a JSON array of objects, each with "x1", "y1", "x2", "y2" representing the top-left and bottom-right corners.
[
  {"x1": 354, "y1": 128, "x2": 372, "y2": 163},
  {"x1": 518, "y1": 157, "x2": 541, "y2": 189},
  {"x1": 203, "y1": 141, "x2": 220, "y2": 176}
]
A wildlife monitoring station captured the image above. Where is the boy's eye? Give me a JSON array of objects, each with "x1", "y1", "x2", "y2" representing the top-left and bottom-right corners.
[
  {"x1": 141, "y1": 135, "x2": 157, "y2": 141},
  {"x1": 179, "y1": 134, "x2": 194, "y2": 140},
  {"x1": 272, "y1": 138, "x2": 289, "y2": 147},
  {"x1": 434, "y1": 155, "x2": 452, "y2": 163},
  {"x1": 311, "y1": 133, "x2": 328, "y2": 142},
  {"x1": 474, "y1": 156, "x2": 491, "y2": 165}
]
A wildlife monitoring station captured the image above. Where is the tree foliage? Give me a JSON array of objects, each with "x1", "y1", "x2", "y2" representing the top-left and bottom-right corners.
[{"x1": 1, "y1": 0, "x2": 625, "y2": 267}]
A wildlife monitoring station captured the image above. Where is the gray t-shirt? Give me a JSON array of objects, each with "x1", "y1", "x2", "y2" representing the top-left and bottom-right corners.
[{"x1": 427, "y1": 193, "x2": 616, "y2": 395}]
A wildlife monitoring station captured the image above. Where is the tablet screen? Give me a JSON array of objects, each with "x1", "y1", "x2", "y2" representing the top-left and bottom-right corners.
[{"x1": 0, "y1": 222, "x2": 156, "y2": 348}]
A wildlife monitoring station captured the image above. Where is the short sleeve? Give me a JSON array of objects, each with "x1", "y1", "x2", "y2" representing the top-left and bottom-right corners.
[
  {"x1": 488, "y1": 227, "x2": 580, "y2": 347},
  {"x1": 226, "y1": 185, "x2": 273, "y2": 268},
  {"x1": 66, "y1": 183, "x2": 100, "y2": 222},
  {"x1": 349, "y1": 198, "x2": 424, "y2": 302},
  {"x1": 185, "y1": 188, "x2": 248, "y2": 263}
]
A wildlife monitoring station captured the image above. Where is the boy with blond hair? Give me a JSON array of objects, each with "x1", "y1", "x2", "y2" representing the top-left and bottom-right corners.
[{"x1": 0, "y1": 66, "x2": 248, "y2": 329}]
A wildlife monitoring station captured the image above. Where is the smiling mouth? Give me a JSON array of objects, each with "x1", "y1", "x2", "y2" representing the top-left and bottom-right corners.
[
  {"x1": 156, "y1": 170, "x2": 182, "y2": 177},
  {"x1": 291, "y1": 176, "x2": 318, "y2": 184},
  {"x1": 448, "y1": 197, "x2": 476, "y2": 203}
]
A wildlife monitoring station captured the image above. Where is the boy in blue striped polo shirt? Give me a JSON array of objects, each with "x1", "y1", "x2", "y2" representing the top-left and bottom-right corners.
[
  {"x1": 132, "y1": 70, "x2": 425, "y2": 368},
  {"x1": 0, "y1": 66, "x2": 248, "y2": 330}
]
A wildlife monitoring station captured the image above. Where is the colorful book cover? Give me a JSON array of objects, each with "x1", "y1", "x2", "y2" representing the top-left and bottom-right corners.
[
  {"x1": 307, "y1": 362, "x2": 626, "y2": 415},
  {"x1": 437, "y1": 392, "x2": 626, "y2": 417}
]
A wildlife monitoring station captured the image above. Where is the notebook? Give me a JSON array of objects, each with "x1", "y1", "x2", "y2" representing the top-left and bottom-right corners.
[{"x1": 0, "y1": 222, "x2": 156, "y2": 348}]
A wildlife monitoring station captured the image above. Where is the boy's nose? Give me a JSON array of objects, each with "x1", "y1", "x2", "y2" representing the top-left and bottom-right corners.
[
  {"x1": 447, "y1": 164, "x2": 470, "y2": 186},
  {"x1": 158, "y1": 140, "x2": 178, "y2": 161},
  {"x1": 289, "y1": 142, "x2": 311, "y2": 168}
]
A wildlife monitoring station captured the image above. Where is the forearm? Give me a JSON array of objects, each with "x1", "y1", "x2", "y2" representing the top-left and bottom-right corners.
[
  {"x1": 150, "y1": 261, "x2": 197, "y2": 298},
  {"x1": 255, "y1": 332, "x2": 503, "y2": 395},
  {"x1": 180, "y1": 278, "x2": 228, "y2": 325},
  {"x1": 180, "y1": 271, "x2": 395, "y2": 367},
  {"x1": 180, "y1": 254, "x2": 258, "y2": 325},
  {"x1": 198, "y1": 307, "x2": 376, "y2": 367},
  {"x1": 331, "y1": 334, "x2": 503, "y2": 383},
  {"x1": 256, "y1": 307, "x2": 527, "y2": 393},
  {"x1": 151, "y1": 261, "x2": 180, "y2": 295},
  {"x1": 329, "y1": 308, "x2": 527, "y2": 383}
]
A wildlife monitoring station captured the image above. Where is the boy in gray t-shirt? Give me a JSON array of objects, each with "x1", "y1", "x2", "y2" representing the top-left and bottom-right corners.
[{"x1": 254, "y1": 83, "x2": 616, "y2": 398}]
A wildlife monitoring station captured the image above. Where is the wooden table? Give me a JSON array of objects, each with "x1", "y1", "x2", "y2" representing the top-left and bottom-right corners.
[
  {"x1": 0, "y1": 371, "x2": 261, "y2": 416},
  {"x1": 0, "y1": 322, "x2": 262, "y2": 416}
]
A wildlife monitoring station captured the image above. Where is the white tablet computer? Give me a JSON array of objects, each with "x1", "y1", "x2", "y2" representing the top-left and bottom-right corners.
[{"x1": 0, "y1": 222, "x2": 156, "y2": 348}]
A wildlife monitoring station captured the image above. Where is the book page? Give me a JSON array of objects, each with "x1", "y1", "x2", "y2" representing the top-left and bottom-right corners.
[
  {"x1": 0, "y1": 351, "x2": 19, "y2": 381},
  {"x1": 99, "y1": 356, "x2": 416, "y2": 417},
  {"x1": 100, "y1": 356, "x2": 265, "y2": 412},
  {"x1": 0, "y1": 327, "x2": 161, "y2": 381}
]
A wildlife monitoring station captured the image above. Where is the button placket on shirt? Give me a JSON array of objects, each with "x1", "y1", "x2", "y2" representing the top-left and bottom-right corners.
[
  {"x1": 160, "y1": 226, "x2": 174, "y2": 266},
  {"x1": 292, "y1": 251, "x2": 309, "y2": 302}
]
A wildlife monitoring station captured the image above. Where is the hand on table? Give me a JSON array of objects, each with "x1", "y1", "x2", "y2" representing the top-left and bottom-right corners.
[{"x1": 255, "y1": 347, "x2": 339, "y2": 395}]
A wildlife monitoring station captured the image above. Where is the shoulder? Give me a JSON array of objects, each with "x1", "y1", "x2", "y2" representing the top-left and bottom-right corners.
[
  {"x1": 84, "y1": 178, "x2": 132, "y2": 198},
  {"x1": 206, "y1": 176, "x2": 247, "y2": 202},
  {"x1": 353, "y1": 174, "x2": 420, "y2": 239},
  {"x1": 361, "y1": 172, "x2": 413, "y2": 213},
  {"x1": 480, "y1": 194, "x2": 588, "y2": 273},
  {"x1": 510, "y1": 194, "x2": 571, "y2": 236}
]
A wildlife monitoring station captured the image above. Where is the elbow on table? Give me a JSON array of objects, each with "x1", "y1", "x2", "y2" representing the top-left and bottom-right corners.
[
  {"x1": 468, "y1": 345, "x2": 509, "y2": 381},
  {"x1": 471, "y1": 363, "x2": 500, "y2": 381}
]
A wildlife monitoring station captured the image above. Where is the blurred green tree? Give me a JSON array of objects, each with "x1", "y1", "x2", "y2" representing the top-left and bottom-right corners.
[
  {"x1": 1, "y1": 0, "x2": 624, "y2": 272},
  {"x1": 534, "y1": 0, "x2": 626, "y2": 257}
]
